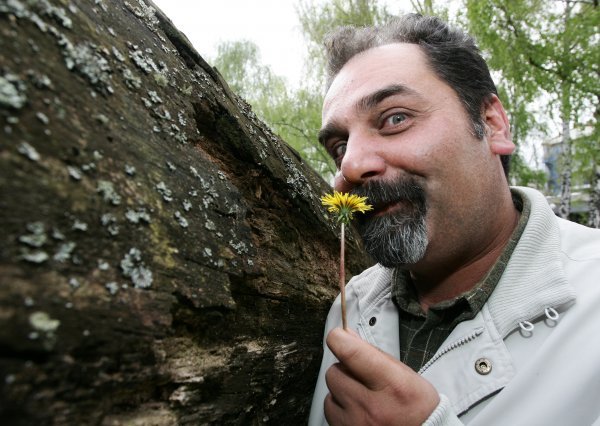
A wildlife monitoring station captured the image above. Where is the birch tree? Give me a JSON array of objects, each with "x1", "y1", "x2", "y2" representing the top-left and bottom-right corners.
[{"x1": 464, "y1": 0, "x2": 599, "y2": 223}]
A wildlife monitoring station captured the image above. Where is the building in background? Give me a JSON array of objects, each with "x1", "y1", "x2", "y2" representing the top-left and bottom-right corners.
[{"x1": 542, "y1": 134, "x2": 591, "y2": 223}]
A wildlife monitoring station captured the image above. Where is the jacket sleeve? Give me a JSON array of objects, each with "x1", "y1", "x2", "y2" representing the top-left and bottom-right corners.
[{"x1": 423, "y1": 394, "x2": 464, "y2": 426}]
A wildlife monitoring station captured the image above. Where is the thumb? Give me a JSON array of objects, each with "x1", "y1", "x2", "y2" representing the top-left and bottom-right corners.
[{"x1": 327, "y1": 328, "x2": 403, "y2": 390}]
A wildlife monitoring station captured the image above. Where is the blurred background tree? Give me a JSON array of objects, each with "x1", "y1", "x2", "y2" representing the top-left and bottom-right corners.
[
  {"x1": 211, "y1": 0, "x2": 598, "y2": 225},
  {"x1": 463, "y1": 0, "x2": 599, "y2": 223}
]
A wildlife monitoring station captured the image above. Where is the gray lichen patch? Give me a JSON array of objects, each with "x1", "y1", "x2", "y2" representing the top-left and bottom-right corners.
[
  {"x1": 67, "y1": 165, "x2": 82, "y2": 180},
  {"x1": 28, "y1": 310, "x2": 60, "y2": 350},
  {"x1": 59, "y1": 39, "x2": 114, "y2": 94},
  {"x1": 153, "y1": 72, "x2": 168, "y2": 87},
  {"x1": 97, "y1": 180, "x2": 122, "y2": 205},
  {"x1": 35, "y1": 111, "x2": 49, "y2": 124},
  {"x1": 33, "y1": 0, "x2": 73, "y2": 29},
  {"x1": 27, "y1": 70, "x2": 53, "y2": 89},
  {"x1": 20, "y1": 249, "x2": 49, "y2": 264},
  {"x1": 51, "y1": 228, "x2": 65, "y2": 240},
  {"x1": 155, "y1": 181, "x2": 173, "y2": 202},
  {"x1": 0, "y1": 0, "x2": 27, "y2": 17},
  {"x1": 129, "y1": 46, "x2": 159, "y2": 75},
  {"x1": 124, "y1": 0, "x2": 159, "y2": 30},
  {"x1": 68, "y1": 277, "x2": 81, "y2": 289},
  {"x1": 189, "y1": 166, "x2": 201, "y2": 179},
  {"x1": 169, "y1": 124, "x2": 187, "y2": 144},
  {"x1": 283, "y1": 155, "x2": 312, "y2": 200},
  {"x1": 229, "y1": 240, "x2": 249, "y2": 255},
  {"x1": 124, "y1": 164, "x2": 136, "y2": 176},
  {"x1": 97, "y1": 259, "x2": 110, "y2": 271},
  {"x1": 93, "y1": 114, "x2": 109, "y2": 125},
  {"x1": 0, "y1": 73, "x2": 27, "y2": 109},
  {"x1": 1, "y1": 2, "x2": 115, "y2": 95},
  {"x1": 29, "y1": 311, "x2": 60, "y2": 333},
  {"x1": 122, "y1": 67, "x2": 142, "y2": 90},
  {"x1": 53, "y1": 241, "x2": 76, "y2": 262},
  {"x1": 111, "y1": 46, "x2": 126, "y2": 63},
  {"x1": 148, "y1": 90, "x2": 162, "y2": 104},
  {"x1": 105, "y1": 281, "x2": 119, "y2": 295},
  {"x1": 101, "y1": 213, "x2": 120, "y2": 236},
  {"x1": 19, "y1": 222, "x2": 47, "y2": 248},
  {"x1": 71, "y1": 219, "x2": 88, "y2": 232},
  {"x1": 93, "y1": 0, "x2": 109, "y2": 13},
  {"x1": 174, "y1": 211, "x2": 188, "y2": 228},
  {"x1": 120, "y1": 247, "x2": 153, "y2": 289},
  {"x1": 125, "y1": 208, "x2": 151, "y2": 224}
]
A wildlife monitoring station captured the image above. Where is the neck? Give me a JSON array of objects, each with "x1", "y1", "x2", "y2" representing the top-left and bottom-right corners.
[{"x1": 411, "y1": 195, "x2": 520, "y2": 311}]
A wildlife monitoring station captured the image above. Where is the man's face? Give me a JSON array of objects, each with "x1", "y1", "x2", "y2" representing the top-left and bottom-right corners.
[{"x1": 319, "y1": 43, "x2": 508, "y2": 268}]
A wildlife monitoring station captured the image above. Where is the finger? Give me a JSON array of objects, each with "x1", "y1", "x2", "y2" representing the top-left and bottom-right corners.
[
  {"x1": 326, "y1": 327, "x2": 405, "y2": 390},
  {"x1": 324, "y1": 392, "x2": 353, "y2": 426},
  {"x1": 325, "y1": 362, "x2": 365, "y2": 408}
]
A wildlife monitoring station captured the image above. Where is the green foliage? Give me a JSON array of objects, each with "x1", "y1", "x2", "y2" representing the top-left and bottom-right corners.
[
  {"x1": 409, "y1": 0, "x2": 449, "y2": 20},
  {"x1": 212, "y1": 40, "x2": 288, "y2": 105},
  {"x1": 510, "y1": 152, "x2": 548, "y2": 188},
  {"x1": 297, "y1": 0, "x2": 392, "y2": 85},
  {"x1": 462, "y1": 0, "x2": 599, "y2": 188},
  {"x1": 212, "y1": 39, "x2": 335, "y2": 179}
]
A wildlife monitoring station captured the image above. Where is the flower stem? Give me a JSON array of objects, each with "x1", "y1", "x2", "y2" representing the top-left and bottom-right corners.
[{"x1": 340, "y1": 222, "x2": 347, "y2": 330}]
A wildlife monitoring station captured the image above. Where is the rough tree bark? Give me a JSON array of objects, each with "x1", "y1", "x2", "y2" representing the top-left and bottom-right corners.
[{"x1": 0, "y1": 1, "x2": 371, "y2": 424}]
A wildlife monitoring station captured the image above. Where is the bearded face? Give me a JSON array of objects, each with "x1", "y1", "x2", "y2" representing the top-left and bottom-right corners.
[{"x1": 352, "y1": 176, "x2": 428, "y2": 267}]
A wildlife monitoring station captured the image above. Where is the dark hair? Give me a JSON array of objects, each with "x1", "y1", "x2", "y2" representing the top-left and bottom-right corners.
[{"x1": 324, "y1": 14, "x2": 510, "y2": 176}]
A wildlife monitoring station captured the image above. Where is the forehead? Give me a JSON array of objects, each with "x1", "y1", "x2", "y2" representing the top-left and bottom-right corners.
[{"x1": 323, "y1": 43, "x2": 446, "y2": 115}]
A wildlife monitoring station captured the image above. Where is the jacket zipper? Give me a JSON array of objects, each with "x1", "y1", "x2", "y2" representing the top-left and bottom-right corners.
[{"x1": 418, "y1": 327, "x2": 485, "y2": 375}]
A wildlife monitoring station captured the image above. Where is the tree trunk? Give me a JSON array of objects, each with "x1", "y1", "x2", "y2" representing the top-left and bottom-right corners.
[
  {"x1": 557, "y1": 3, "x2": 573, "y2": 221},
  {"x1": 0, "y1": 1, "x2": 371, "y2": 424},
  {"x1": 558, "y1": 118, "x2": 572, "y2": 219},
  {"x1": 588, "y1": 164, "x2": 600, "y2": 228}
]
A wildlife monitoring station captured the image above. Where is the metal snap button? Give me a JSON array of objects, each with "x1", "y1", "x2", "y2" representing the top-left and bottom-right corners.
[
  {"x1": 475, "y1": 358, "x2": 492, "y2": 375},
  {"x1": 369, "y1": 317, "x2": 376, "y2": 326}
]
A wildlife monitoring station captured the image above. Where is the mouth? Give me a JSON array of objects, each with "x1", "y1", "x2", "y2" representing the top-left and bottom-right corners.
[{"x1": 370, "y1": 200, "x2": 411, "y2": 218}]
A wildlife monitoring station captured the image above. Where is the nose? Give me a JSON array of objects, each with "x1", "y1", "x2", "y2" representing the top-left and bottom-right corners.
[{"x1": 335, "y1": 134, "x2": 385, "y2": 191}]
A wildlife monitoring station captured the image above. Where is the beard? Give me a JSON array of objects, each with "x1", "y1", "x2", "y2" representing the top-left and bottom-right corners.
[{"x1": 352, "y1": 176, "x2": 428, "y2": 267}]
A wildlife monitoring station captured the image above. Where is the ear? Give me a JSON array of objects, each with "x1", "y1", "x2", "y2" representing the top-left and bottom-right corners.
[{"x1": 484, "y1": 94, "x2": 515, "y2": 155}]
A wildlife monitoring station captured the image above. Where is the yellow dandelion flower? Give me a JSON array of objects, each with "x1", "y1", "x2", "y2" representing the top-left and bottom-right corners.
[{"x1": 321, "y1": 191, "x2": 373, "y2": 224}]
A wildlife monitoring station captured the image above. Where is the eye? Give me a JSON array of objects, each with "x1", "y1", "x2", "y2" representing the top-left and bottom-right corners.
[
  {"x1": 383, "y1": 112, "x2": 407, "y2": 128},
  {"x1": 333, "y1": 143, "x2": 346, "y2": 158},
  {"x1": 327, "y1": 141, "x2": 347, "y2": 166}
]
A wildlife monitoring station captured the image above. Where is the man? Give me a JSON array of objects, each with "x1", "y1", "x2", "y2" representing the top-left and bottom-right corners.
[{"x1": 309, "y1": 14, "x2": 600, "y2": 426}]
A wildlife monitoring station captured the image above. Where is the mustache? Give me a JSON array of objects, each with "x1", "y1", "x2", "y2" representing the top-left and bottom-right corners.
[{"x1": 350, "y1": 176, "x2": 427, "y2": 214}]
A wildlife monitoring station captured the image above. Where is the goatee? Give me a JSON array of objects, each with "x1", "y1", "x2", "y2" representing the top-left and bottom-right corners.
[{"x1": 352, "y1": 177, "x2": 428, "y2": 267}]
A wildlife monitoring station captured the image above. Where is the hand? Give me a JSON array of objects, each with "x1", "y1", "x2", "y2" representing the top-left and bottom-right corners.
[{"x1": 324, "y1": 328, "x2": 440, "y2": 426}]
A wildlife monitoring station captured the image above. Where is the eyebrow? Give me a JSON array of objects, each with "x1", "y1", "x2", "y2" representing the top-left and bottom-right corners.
[
  {"x1": 355, "y1": 83, "x2": 421, "y2": 113},
  {"x1": 317, "y1": 122, "x2": 345, "y2": 146},
  {"x1": 318, "y1": 84, "x2": 422, "y2": 146}
]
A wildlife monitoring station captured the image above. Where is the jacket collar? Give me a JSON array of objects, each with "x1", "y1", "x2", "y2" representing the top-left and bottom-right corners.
[{"x1": 487, "y1": 186, "x2": 576, "y2": 338}]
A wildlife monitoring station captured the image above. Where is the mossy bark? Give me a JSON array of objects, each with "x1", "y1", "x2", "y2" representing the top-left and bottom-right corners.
[{"x1": 0, "y1": 1, "x2": 371, "y2": 424}]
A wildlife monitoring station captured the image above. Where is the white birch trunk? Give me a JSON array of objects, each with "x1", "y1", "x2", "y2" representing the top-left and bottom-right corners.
[
  {"x1": 588, "y1": 164, "x2": 600, "y2": 228},
  {"x1": 558, "y1": 118, "x2": 572, "y2": 219}
]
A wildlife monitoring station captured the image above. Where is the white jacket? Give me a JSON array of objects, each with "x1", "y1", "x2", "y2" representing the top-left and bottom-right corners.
[{"x1": 309, "y1": 187, "x2": 600, "y2": 425}]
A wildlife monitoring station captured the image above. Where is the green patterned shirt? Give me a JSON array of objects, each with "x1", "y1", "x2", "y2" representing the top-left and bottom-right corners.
[{"x1": 392, "y1": 190, "x2": 530, "y2": 372}]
